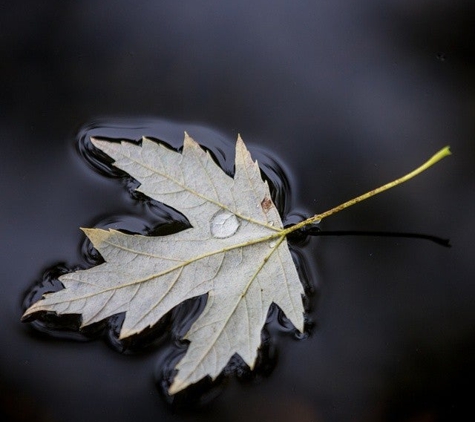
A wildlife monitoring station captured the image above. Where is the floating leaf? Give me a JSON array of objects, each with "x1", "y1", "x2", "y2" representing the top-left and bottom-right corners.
[{"x1": 23, "y1": 133, "x2": 451, "y2": 394}]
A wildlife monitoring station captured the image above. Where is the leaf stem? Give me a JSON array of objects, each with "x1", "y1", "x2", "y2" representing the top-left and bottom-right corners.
[{"x1": 282, "y1": 146, "x2": 451, "y2": 236}]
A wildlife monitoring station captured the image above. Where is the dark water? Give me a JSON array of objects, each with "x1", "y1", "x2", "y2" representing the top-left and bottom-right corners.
[{"x1": 1, "y1": 1, "x2": 474, "y2": 421}]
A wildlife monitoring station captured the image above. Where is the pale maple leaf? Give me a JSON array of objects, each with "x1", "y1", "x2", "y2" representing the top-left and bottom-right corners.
[
  {"x1": 22, "y1": 132, "x2": 451, "y2": 394},
  {"x1": 23, "y1": 133, "x2": 305, "y2": 394}
]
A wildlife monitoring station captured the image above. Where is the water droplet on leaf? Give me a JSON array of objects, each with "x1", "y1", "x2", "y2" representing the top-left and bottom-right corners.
[{"x1": 210, "y1": 210, "x2": 240, "y2": 238}]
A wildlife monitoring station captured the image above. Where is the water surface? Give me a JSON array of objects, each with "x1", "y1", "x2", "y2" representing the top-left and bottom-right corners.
[{"x1": 1, "y1": 2, "x2": 474, "y2": 421}]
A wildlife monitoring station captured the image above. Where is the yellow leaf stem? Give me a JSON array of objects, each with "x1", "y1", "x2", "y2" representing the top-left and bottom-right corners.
[{"x1": 283, "y1": 146, "x2": 451, "y2": 236}]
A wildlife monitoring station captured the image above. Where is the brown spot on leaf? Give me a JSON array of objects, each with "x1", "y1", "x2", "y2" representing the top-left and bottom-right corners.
[{"x1": 261, "y1": 196, "x2": 273, "y2": 213}]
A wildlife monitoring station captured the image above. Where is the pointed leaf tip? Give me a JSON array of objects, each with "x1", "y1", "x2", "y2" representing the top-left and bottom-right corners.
[
  {"x1": 90, "y1": 136, "x2": 110, "y2": 149},
  {"x1": 168, "y1": 378, "x2": 185, "y2": 395},
  {"x1": 80, "y1": 227, "x2": 110, "y2": 248},
  {"x1": 235, "y1": 134, "x2": 248, "y2": 155},
  {"x1": 183, "y1": 131, "x2": 198, "y2": 150}
]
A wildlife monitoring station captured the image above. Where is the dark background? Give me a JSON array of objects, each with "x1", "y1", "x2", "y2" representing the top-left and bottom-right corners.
[{"x1": 1, "y1": 1, "x2": 474, "y2": 421}]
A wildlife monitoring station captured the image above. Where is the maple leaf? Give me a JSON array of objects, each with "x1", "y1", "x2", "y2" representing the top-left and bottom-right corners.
[
  {"x1": 23, "y1": 133, "x2": 305, "y2": 394},
  {"x1": 22, "y1": 132, "x2": 451, "y2": 395}
]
